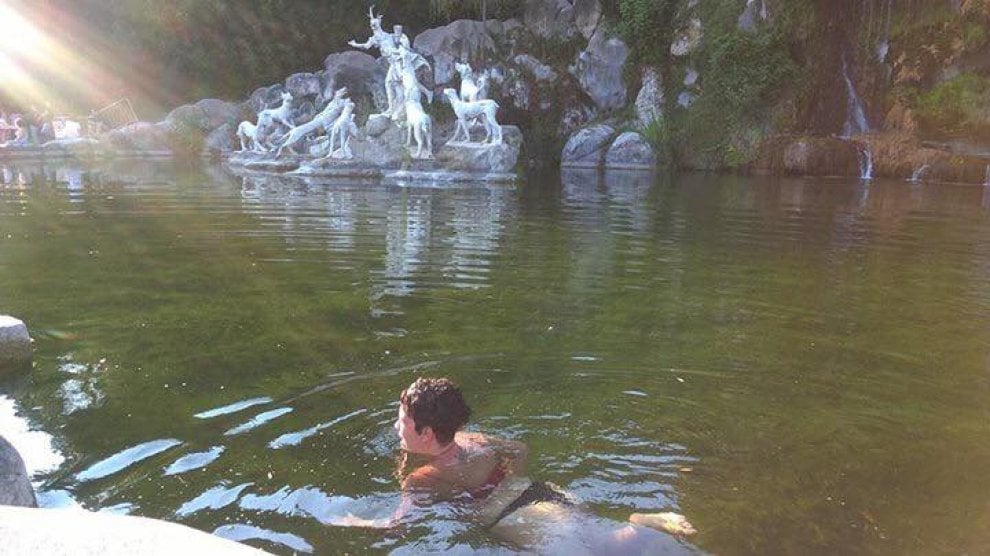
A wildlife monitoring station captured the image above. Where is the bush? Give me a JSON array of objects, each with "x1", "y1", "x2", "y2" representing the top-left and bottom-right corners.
[{"x1": 914, "y1": 73, "x2": 990, "y2": 139}]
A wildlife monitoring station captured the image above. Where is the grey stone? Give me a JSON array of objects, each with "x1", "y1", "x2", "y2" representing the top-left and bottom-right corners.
[
  {"x1": 436, "y1": 126, "x2": 522, "y2": 173},
  {"x1": 0, "y1": 435, "x2": 36, "y2": 507},
  {"x1": 243, "y1": 84, "x2": 287, "y2": 115},
  {"x1": 739, "y1": 0, "x2": 769, "y2": 31},
  {"x1": 671, "y1": 17, "x2": 703, "y2": 57},
  {"x1": 572, "y1": 28, "x2": 629, "y2": 111},
  {"x1": 364, "y1": 114, "x2": 392, "y2": 138},
  {"x1": 105, "y1": 122, "x2": 172, "y2": 152},
  {"x1": 41, "y1": 138, "x2": 105, "y2": 159},
  {"x1": 414, "y1": 20, "x2": 499, "y2": 88},
  {"x1": 165, "y1": 99, "x2": 239, "y2": 133},
  {"x1": 525, "y1": 0, "x2": 577, "y2": 40},
  {"x1": 605, "y1": 131, "x2": 656, "y2": 168},
  {"x1": 204, "y1": 123, "x2": 235, "y2": 154},
  {"x1": 321, "y1": 51, "x2": 387, "y2": 112},
  {"x1": 513, "y1": 54, "x2": 558, "y2": 83},
  {"x1": 573, "y1": 0, "x2": 602, "y2": 39},
  {"x1": 284, "y1": 72, "x2": 323, "y2": 100},
  {"x1": 684, "y1": 69, "x2": 699, "y2": 87},
  {"x1": 0, "y1": 506, "x2": 273, "y2": 555},
  {"x1": 635, "y1": 67, "x2": 664, "y2": 127},
  {"x1": 677, "y1": 91, "x2": 696, "y2": 108},
  {"x1": 561, "y1": 124, "x2": 615, "y2": 166}
]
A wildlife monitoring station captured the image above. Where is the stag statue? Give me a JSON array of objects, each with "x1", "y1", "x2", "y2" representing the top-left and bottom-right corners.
[{"x1": 349, "y1": 7, "x2": 430, "y2": 121}]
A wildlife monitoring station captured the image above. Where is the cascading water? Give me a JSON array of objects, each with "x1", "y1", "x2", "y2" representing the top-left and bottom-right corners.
[
  {"x1": 841, "y1": 56, "x2": 871, "y2": 137},
  {"x1": 910, "y1": 164, "x2": 930, "y2": 184},
  {"x1": 984, "y1": 164, "x2": 990, "y2": 187},
  {"x1": 839, "y1": 52, "x2": 873, "y2": 181},
  {"x1": 857, "y1": 144, "x2": 874, "y2": 181}
]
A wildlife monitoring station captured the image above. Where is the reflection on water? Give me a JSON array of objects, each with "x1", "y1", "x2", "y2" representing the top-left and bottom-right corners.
[{"x1": 0, "y1": 162, "x2": 989, "y2": 554}]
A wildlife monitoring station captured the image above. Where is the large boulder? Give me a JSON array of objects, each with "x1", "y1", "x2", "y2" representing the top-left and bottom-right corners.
[
  {"x1": 284, "y1": 72, "x2": 323, "y2": 101},
  {"x1": 204, "y1": 123, "x2": 235, "y2": 155},
  {"x1": 635, "y1": 67, "x2": 664, "y2": 127},
  {"x1": 0, "y1": 435, "x2": 36, "y2": 507},
  {"x1": 670, "y1": 17, "x2": 703, "y2": 57},
  {"x1": 513, "y1": 54, "x2": 558, "y2": 83},
  {"x1": 525, "y1": 0, "x2": 577, "y2": 40},
  {"x1": 605, "y1": 131, "x2": 656, "y2": 168},
  {"x1": 321, "y1": 51, "x2": 387, "y2": 113},
  {"x1": 105, "y1": 122, "x2": 172, "y2": 152},
  {"x1": 243, "y1": 84, "x2": 287, "y2": 115},
  {"x1": 436, "y1": 126, "x2": 523, "y2": 173},
  {"x1": 164, "y1": 99, "x2": 239, "y2": 133},
  {"x1": 561, "y1": 123, "x2": 615, "y2": 167},
  {"x1": 0, "y1": 506, "x2": 272, "y2": 555},
  {"x1": 574, "y1": 0, "x2": 602, "y2": 40},
  {"x1": 414, "y1": 19, "x2": 501, "y2": 87},
  {"x1": 571, "y1": 28, "x2": 628, "y2": 112}
]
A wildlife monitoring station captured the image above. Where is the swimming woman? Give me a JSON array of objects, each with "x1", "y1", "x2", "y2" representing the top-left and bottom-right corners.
[{"x1": 336, "y1": 377, "x2": 696, "y2": 553}]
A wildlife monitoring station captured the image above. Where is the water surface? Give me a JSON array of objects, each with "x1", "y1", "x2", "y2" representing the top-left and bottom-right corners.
[{"x1": 1, "y1": 160, "x2": 989, "y2": 554}]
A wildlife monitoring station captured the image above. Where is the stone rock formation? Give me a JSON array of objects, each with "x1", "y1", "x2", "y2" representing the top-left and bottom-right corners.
[{"x1": 0, "y1": 435, "x2": 36, "y2": 508}]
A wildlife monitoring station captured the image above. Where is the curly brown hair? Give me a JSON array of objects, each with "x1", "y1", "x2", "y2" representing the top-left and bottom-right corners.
[{"x1": 400, "y1": 377, "x2": 472, "y2": 444}]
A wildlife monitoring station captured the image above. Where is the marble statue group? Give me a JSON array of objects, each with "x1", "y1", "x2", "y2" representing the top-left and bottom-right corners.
[{"x1": 235, "y1": 7, "x2": 503, "y2": 161}]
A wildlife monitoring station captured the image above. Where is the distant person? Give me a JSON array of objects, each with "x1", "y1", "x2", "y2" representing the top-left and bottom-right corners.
[{"x1": 335, "y1": 377, "x2": 696, "y2": 553}]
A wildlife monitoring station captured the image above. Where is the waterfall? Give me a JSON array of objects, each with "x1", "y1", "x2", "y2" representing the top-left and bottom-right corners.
[
  {"x1": 841, "y1": 56, "x2": 870, "y2": 137},
  {"x1": 909, "y1": 164, "x2": 930, "y2": 183},
  {"x1": 857, "y1": 144, "x2": 874, "y2": 181},
  {"x1": 984, "y1": 164, "x2": 990, "y2": 187},
  {"x1": 877, "y1": 0, "x2": 893, "y2": 63}
]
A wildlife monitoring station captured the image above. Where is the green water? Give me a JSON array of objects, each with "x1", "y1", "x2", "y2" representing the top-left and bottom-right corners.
[{"x1": 1, "y1": 161, "x2": 989, "y2": 554}]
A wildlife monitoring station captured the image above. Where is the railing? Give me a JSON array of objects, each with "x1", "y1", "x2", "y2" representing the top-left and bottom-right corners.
[{"x1": 91, "y1": 98, "x2": 139, "y2": 131}]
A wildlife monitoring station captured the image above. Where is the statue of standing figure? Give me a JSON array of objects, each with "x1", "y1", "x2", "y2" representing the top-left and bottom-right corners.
[{"x1": 349, "y1": 6, "x2": 431, "y2": 122}]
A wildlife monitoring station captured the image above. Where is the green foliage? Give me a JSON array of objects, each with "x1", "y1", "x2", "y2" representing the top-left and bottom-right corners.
[
  {"x1": 640, "y1": 115, "x2": 673, "y2": 165},
  {"x1": 615, "y1": 0, "x2": 686, "y2": 67},
  {"x1": 914, "y1": 73, "x2": 990, "y2": 139},
  {"x1": 428, "y1": 0, "x2": 522, "y2": 22},
  {"x1": 671, "y1": 29, "x2": 797, "y2": 169}
]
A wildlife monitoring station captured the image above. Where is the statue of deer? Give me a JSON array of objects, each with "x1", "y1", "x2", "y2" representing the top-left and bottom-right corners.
[
  {"x1": 442, "y1": 88, "x2": 502, "y2": 145},
  {"x1": 236, "y1": 120, "x2": 263, "y2": 152},
  {"x1": 454, "y1": 62, "x2": 490, "y2": 102}
]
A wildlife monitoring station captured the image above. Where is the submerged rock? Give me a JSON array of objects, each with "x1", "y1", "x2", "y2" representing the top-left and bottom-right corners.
[
  {"x1": 561, "y1": 124, "x2": 616, "y2": 167},
  {"x1": 0, "y1": 435, "x2": 36, "y2": 508},
  {"x1": 0, "y1": 316, "x2": 31, "y2": 371},
  {"x1": 605, "y1": 132, "x2": 657, "y2": 168}
]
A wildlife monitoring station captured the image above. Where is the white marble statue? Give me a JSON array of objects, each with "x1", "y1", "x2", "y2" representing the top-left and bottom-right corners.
[
  {"x1": 257, "y1": 91, "x2": 295, "y2": 138},
  {"x1": 443, "y1": 88, "x2": 502, "y2": 145},
  {"x1": 454, "y1": 63, "x2": 490, "y2": 102},
  {"x1": 275, "y1": 87, "x2": 348, "y2": 157},
  {"x1": 236, "y1": 120, "x2": 263, "y2": 152},
  {"x1": 326, "y1": 99, "x2": 359, "y2": 159},
  {"x1": 349, "y1": 7, "x2": 430, "y2": 121},
  {"x1": 397, "y1": 45, "x2": 433, "y2": 106}
]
